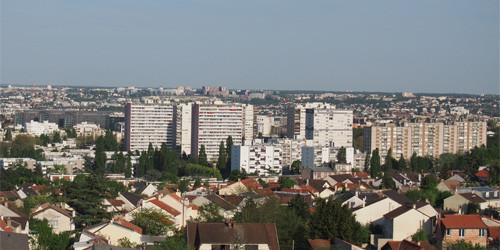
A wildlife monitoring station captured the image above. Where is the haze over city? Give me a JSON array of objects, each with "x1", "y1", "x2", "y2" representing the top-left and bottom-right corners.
[{"x1": 1, "y1": 0, "x2": 498, "y2": 94}]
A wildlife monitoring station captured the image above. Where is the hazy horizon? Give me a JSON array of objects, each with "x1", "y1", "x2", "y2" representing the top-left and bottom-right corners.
[{"x1": 1, "y1": 0, "x2": 498, "y2": 95}]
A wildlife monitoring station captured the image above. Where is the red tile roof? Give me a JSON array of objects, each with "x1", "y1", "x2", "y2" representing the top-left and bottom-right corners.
[
  {"x1": 441, "y1": 214, "x2": 488, "y2": 229},
  {"x1": 307, "y1": 239, "x2": 330, "y2": 249},
  {"x1": 0, "y1": 219, "x2": 14, "y2": 232},
  {"x1": 149, "y1": 199, "x2": 181, "y2": 217},
  {"x1": 114, "y1": 218, "x2": 143, "y2": 234},
  {"x1": 476, "y1": 170, "x2": 489, "y2": 178},
  {"x1": 240, "y1": 178, "x2": 261, "y2": 190}
]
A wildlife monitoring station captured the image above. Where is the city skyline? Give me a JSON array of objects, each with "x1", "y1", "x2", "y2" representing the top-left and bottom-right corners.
[{"x1": 1, "y1": 0, "x2": 498, "y2": 95}]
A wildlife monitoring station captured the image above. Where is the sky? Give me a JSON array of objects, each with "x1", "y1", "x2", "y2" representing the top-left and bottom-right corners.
[{"x1": 1, "y1": 0, "x2": 498, "y2": 94}]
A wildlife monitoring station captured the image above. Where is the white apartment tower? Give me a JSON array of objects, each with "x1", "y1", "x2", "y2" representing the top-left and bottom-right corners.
[
  {"x1": 287, "y1": 103, "x2": 353, "y2": 148},
  {"x1": 191, "y1": 101, "x2": 254, "y2": 161},
  {"x1": 231, "y1": 143, "x2": 283, "y2": 176},
  {"x1": 124, "y1": 103, "x2": 176, "y2": 152},
  {"x1": 364, "y1": 121, "x2": 487, "y2": 162},
  {"x1": 176, "y1": 103, "x2": 193, "y2": 156}
]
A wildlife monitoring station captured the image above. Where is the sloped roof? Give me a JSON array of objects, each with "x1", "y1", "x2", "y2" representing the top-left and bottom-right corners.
[
  {"x1": 0, "y1": 220, "x2": 14, "y2": 232},
  {"x1": 0, "y1": 231, "x2": 29, "y2": 250},
  {"x1": 0, "y1": 191, "x2": 20, "y2": 199},
  {"x1": 460, "y1": 192, "x2": 487, "y2": 203},
  {"x1": 120, "y1": 191, "x2": 142, "y2": 207},
  {"x1": 383, "y1": 190, "x2": 414, "y2": 206},
  {"x1": 113, "y1": 218, "x2": 143, "y2": 234},
  {"x1": 222, "y1": 195, "x2": 246, "y2": 207},
  {"x1": 31, "y1": 204, "x2": 73, "y2": 218},
  {"x1": 187, "y1": 222, "x2": 279, "y2": 250},
  {"x1": 240, "y1": 178, "x2": 261, "y2": 190},
  {"x1": 476, "y1": 170, "x2": 489, "y2": 178},
  {"x1": 442, "y1": 179, "x2": 461, "y2": 192},
  {"x1": 307, "y1": 239, "x2": 330, "y2": 249},
  {"x1": 441, "y1": 214, "x2": 488, "y2": 229},
  {"x1": 204, "y1": 194, "x2": 236, "y2": 210},
  {"x1": 149, "y1": 199, "x2": 181, "y2": 216},
  {"x1": 384, "y1": 206, "x2": 412, "y2": 220}
]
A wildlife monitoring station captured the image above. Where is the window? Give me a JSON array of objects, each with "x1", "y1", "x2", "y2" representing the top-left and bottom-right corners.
[
  {"x1": 48, "y1": 220, "x2": 58, "y2": 229},
  {"x1": 479, "y1": 229, "x2": 486, "y2": 237},
  {"x1": 446, "y1": 229, "x2": 451, "y2": 236},
  {"x1": 459, "y1": 229, "x2": 465, "y2": 237}
]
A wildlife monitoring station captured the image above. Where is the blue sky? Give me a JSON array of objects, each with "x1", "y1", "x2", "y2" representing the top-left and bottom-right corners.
[{"x1": 1, "y1": 0, "x2": 498, "y2": 94}]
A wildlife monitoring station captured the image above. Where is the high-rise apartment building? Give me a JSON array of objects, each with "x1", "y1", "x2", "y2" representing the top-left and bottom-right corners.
[
  {"x1": 364, "y1": 121, "x2": 487, "y2": 162},
  {"x1": 231, "y1": 141, "x2": 283, "y2": 176},
  {"x1": 191, "y1": 101, "x2": 254, "y2": 161},
  {"x1": 287, "y1": 103, "x2": 353, "y2": 148},
  {"x1": 176, "y1": 103, "x2": 193, "y2": 156},
  {"x1": 124, "y1": 103, "x2": 176, "y2": 152}
]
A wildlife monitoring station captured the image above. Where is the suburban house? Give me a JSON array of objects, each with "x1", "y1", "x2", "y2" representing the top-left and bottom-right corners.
[
  {"x1": 301, "y1": 167, "x2": 335, "y2": 180},
  {"x1": 458, "y1": 187, "x2": 500, "y2": 211},
  {"x1": 186, "y1": 222, "x2": 279, "y2": 250},
  {"x1": 382, "y1": 240, "x2": 436, "y2": 250},
  {"x1": 132, "y1": 182, "x2": 158, "y2": 197},
  {"x1": 437, "y1": 179, "x2": 462, "y2": 194},
  {"x1": 437, "y1": 214, "x2": 488, "y2": 249},
  {"x1": 158, "y1": 192, "x2": 199, "y2": 225},
  {"x1": 377, "y1": 204, "x2": 435, "y2": 247},
  {"x1": 75, "y1": 218, "x2": 143, "y2": 250},
  {"x1": 218, "y1": 178, "x2": 261, "y2": 195},
  {"x1": 191, "y1": 194, "x2": 237, "y2": 219},
  {"x1": 447, "y1": 173, "x2": 466, "y2": 184},
  {"x1": 124, "y1": 198, "x2": 180, "y2": 227},
  {"x1": 31, "y1": 203, "x2": 75, "y2": 233},
  {"x1": 339, "y1": 191, "x2": 381, "y2": 209},
  {"x1": 443, "y1": 192, "x2": 487, "y2": 214},
  {"x1": 116, "y1": 191, "x2": 143, "y2": 211},
  {"x1": 0, "y1": 201, "x2": 29, "y2": 234},
  {"x1": 353, "y1": 190, "x2": 415, "y2": 226}
]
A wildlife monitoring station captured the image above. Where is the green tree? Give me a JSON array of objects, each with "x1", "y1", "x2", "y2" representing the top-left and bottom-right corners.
[
  {"x1": 382, "y1": 171, "x2": 396, "y2": 190},
  {"x1": 397, "y1": 154, "x2": 406, "y2": 171},
  {"x1": 94, "y1": 137, "x2": 106, "y2": 176},
  {"x1": 370, "y1": 148, "x2": 382, "y2": 177},
  {"x1": 489, "y1": 160, "x2": 500, "y2": 186},
  {"x1": 193, "y1": 177, "x2": 202, "y2": 188},
  {"x1": 64, "y1": 174, "x2": 112, "y2": 229},
  {"x1": 384, "y1": 148, "x2": 393, "y2": 172},
  {"x1": 309, "y1": 198, "x2": 369, "y2": 245},
  {"x1": 291, "y1": 160, "x2": 302, "y2": 174},
  {"x1": 226, "y1": 136, "x2": 233, "y2": 172},
  {"x1": 29, "y1": 218, "x2": 72, "y2": 250},
  {"x1": 412, "y1": 228, "x2": 428, "y2": 241},
  {"x1": 364, "y1": 152, "x2": 371, "y2": 173},
  {"x1": 217, "y1": 141, "x2": 227, "y2": 176},
  {"x1": 178, "y1": 179, "x2": 190, "y2": 193},
  {"x1": 279, "y1": 177, "x2": 296, "y2": 189},
  {"x1": 288, "y1": 194, "x2": 310, "y2": 221},
  {"x1": 197, "y1": 202, "x2": 224, "y2": 223},
  {"x1": 198, "y1": 145, "x2": 208, "y2": 166},
  {"x1": 132, "y1": 207, "x2": 175, "y2": 235},
  {"x1": 4, "y1": 128, "x2": 12, "y2": 141},
  {"x1": 444, "y1": 240, "x2": 485, "y2": 250},
  {"x1": 336, "y1": 146, "x2": 347, "y2": 163},
  {"x1": 52, "y1": 131, "x2": 61, "y2": 143}
]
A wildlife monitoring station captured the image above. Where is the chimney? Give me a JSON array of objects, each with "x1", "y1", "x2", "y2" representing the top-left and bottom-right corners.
[
  {"x1": 6, "y1": 218, "x2": 11, "y2": 227},
  {"x1": 306, "y1": 179, "x2": 309, "y2": 186},
  {"x1": 412, "y1": 203, "x2": 416, "y2": 209},
  {"x1": 418, "y1": 174, "x2": 422, "y2": 182},
  {"x1": 362, "y1": 198, "x2": 366, "y2": 208},
  {"x1": 355, "y1": 190, "x2": 359, "y2": 197}
]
